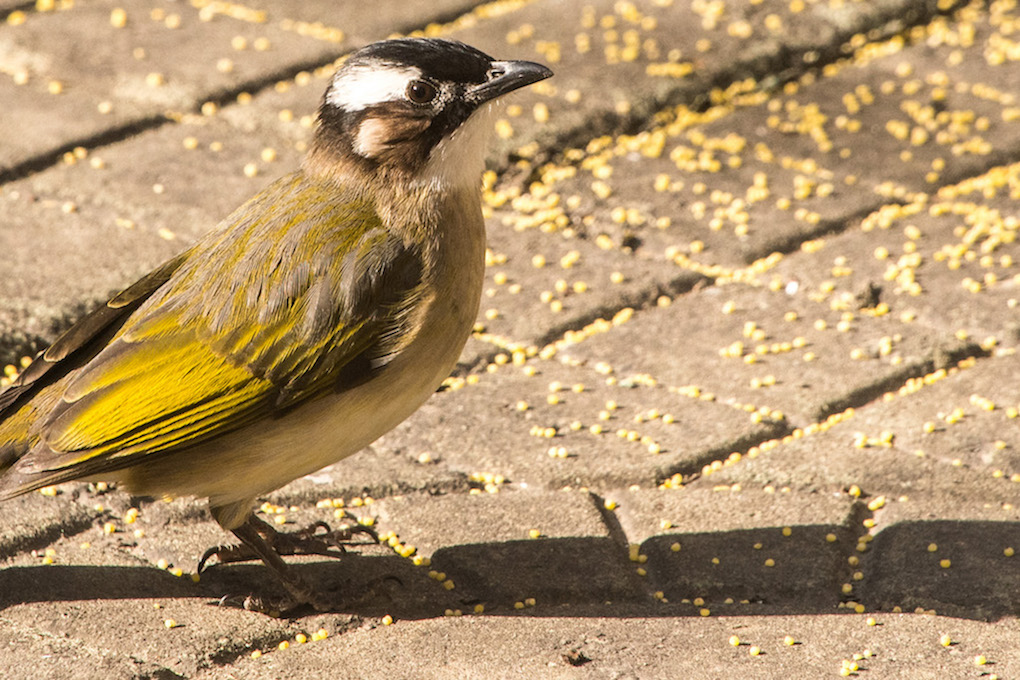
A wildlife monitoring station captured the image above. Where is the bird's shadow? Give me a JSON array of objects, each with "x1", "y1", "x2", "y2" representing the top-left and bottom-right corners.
[{"x1": 1, "y1": 519, "x2": 1018, "y2": 621}]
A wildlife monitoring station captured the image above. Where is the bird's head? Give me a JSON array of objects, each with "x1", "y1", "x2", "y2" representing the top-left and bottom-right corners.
[{"x1": 309, "y1": 38, "x2": 552, "y2": 190}]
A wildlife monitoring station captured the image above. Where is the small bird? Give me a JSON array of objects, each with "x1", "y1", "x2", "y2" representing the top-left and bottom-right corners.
[{"x1": 0, "y1": 38, "x2": 551, "y2": 609}]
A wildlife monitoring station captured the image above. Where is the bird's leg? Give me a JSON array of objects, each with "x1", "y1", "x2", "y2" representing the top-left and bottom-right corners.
[
  {"x1": 226, "y1": 516, "x2": 325, "y2": 612},
  {"x1": 198, "y1": 513, "x2": 378, "y2": 612}
]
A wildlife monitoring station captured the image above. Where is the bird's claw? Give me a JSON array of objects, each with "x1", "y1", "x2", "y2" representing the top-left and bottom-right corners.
[
  {"x1": 198, "y1": 517, "x2": 377, "y2": 572},
  {"x1": 298, "y1": 518, "x2": 379, "y2": 549}
]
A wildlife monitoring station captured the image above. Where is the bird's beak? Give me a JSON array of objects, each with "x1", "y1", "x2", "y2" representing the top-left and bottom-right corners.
[{"x1": 467, "y1": 60, "x2": 553, "y2": 105}]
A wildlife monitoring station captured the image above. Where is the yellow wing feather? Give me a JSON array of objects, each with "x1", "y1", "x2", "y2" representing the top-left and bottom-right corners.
[{"x1": 0, "y1": 171, "x2": 426, "y2": 493}]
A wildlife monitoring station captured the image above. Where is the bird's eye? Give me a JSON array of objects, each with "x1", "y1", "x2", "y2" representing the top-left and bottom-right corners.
[{"x1": 406, "y1": 80, "x2": 437, "y2": 104}]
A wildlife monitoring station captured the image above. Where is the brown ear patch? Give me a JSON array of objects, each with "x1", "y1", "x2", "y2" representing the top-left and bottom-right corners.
[{"x1": 354, "y1": 114, "x2": 430, "y2": 164}]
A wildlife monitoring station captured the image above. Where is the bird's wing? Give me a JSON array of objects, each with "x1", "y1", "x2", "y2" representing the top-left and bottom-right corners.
[{"x1": 4, "y1": 173, "x2": 427, "y2": 489}]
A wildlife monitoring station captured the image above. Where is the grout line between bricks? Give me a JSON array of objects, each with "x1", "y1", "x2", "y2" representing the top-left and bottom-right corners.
[
  {"x1": 0, "y1": 512, "x2": 95, "y2": 560},
  {"x1": 587, "y1": 489, "x2": 657, "y2": 600},
  {"x1": 268, "y1": 471, "x2": 475, "y2": 510},
  {"x1": 750, "y1": 139, "x2": 1020, "y2": 264},
  {"x1": 462, "y1": 269, "x2": 708, "y2": 375},
  {"x1": 654, "y1": 423, "x2": 794, "y2": 489},
  {"x1": 837, "y1": 498, "x2": 875, "y2": 611},
  {"x1": 0, "y1": 115, "x2": 170, "y2": 184},
  {"x1": 682, "y1": 348, "x2": 996, "y2": 495},
  {"x1": 810, "y1": 341, "x2": 991, "y2": 423},
  {"x1": 588, "y1": 490, "x2": 629, "y2": 548}
]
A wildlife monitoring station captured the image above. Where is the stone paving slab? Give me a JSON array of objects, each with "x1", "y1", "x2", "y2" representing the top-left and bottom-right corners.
[
  {"x1": 689, "y1": 351, "x2": 1020, "y2": 622},
  {"x1": 0, "y1": 558, "x2": 294, "y2": 677},
  {"x1": 3, "y1": 0, "x2": 1020, "y2": 677},
  {"x1": 862, "y1": 497, "x2": 1020, "y2": 622},
  {"x1": 374, "y1": 490, "x2": 647, "y2": 610},
  {"x1": 375, "y1": 354, "x2": 787, "y2": 491},
  {"x1": 561, "y1": 280, "x2": 974, "y2": 426},
  {"x1": 698, "y1": 350, "x2": 1020, "y2": 490},
  {"x1": 768, "y1": 162, "x2": 1020, "y2": 347},
  {"x1": 0, "y1": 188, "x2": 182, "y2": 357},
  {"x1": 613, "y1": 487, "x2": 858, "y2": 609},
  {"x1": 189, "y1": 614, "x2": 1020, "y2": 680},
  {"x1": 0, "y1": 629, "x2": 154, "y2": 680},
  {"x1": 473, "y1": 215, "x2": 690, "y2": 355},
  {"x1": 0, "y1": 484, "x2": 96, "y2": 558},
  {"x1": 0, "y1": 0, "x2": 331, "y2": 171}
]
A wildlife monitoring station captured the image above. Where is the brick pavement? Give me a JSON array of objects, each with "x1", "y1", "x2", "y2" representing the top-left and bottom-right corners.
[{"x1": 2, "y1": 0, "x2": 1019, "y2": 677}]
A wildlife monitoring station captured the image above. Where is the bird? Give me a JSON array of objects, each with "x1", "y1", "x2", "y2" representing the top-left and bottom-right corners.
[{"x1": 0, "y1": 38, "x2": 552, "y2": 610}]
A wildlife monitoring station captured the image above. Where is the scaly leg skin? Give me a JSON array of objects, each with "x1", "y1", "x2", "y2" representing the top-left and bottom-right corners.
[{"x1": 198, "y1": 514, "x2": 378, "y2": 614}]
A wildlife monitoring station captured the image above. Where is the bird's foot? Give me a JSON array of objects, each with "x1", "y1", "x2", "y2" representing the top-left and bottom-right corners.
[
  {"x1": 199, "y1": 513, "x2": 378, "y2": 614},
  {"x1": 198, "y1": 515, "x2": 377, "y2": 571},
  {"x1": 215, "y1": 593, "x2": 291, "y2": 617},
  {"x1": 214, "y1": 588, "x2": 339, "y2": 616},
  {"x1": 214, "y1": 574, "x2": 399, "y2": 616}
]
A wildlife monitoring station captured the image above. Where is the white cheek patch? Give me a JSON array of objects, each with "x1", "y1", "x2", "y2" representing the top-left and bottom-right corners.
[{"x1": 326, "y1": 63, "x2": 421, "y2": 112}]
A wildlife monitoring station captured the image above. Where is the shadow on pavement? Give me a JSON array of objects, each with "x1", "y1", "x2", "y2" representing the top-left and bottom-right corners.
[{"x1": 2, "y1": 519, "x2": 1017, "y2": 621}]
